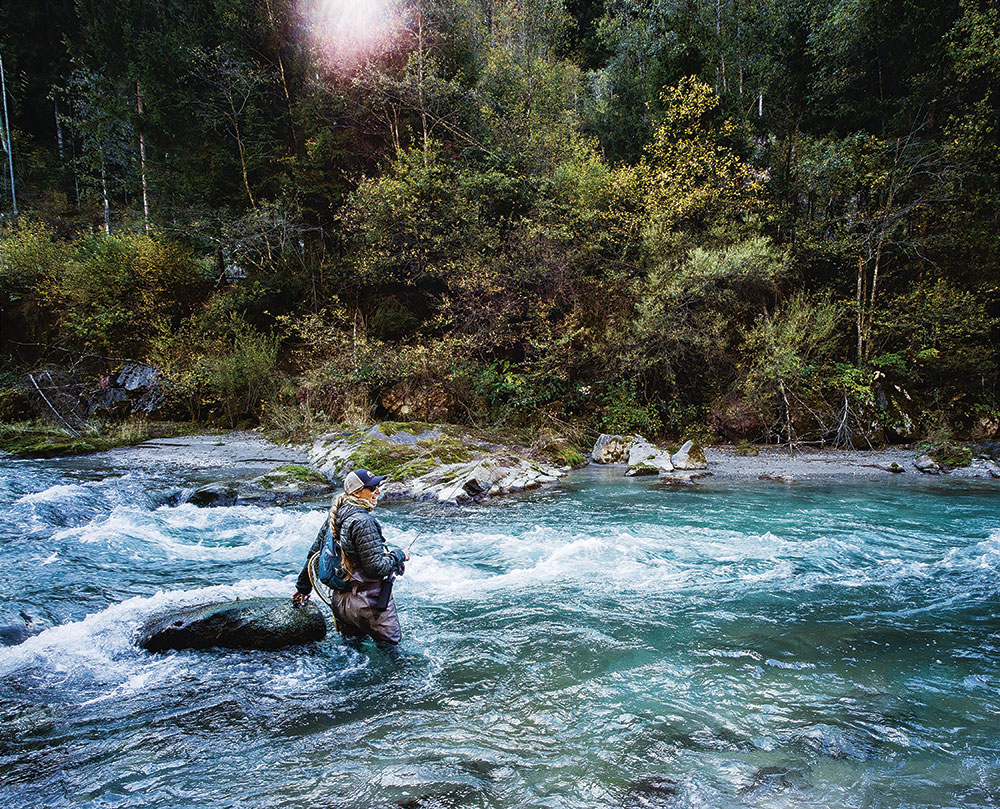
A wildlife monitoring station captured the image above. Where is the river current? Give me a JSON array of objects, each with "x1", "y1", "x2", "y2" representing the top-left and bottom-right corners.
[{"x1": 0, "y1": 453, "x2": 998, "y2": 809}]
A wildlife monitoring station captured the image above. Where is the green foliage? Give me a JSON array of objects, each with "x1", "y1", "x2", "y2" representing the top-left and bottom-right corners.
[
  {"x1": 44, "y1": 233, "x2": 210, "y2": 355},
  {"x1": 738, "y1": 292, "x2": 844, "y2": 440},
  {"x1": 599, "y1": 383, "x2": 661, "y2": 436},
  {"x1": 151, "y1": 312, "x2": 280, "y2": 427},
  {"x1": 0, "y1": 220, "x2": 71, "y2": 290},
  {"x1": 2, "y1": 0, "x2": 999, "y2": 445},
  {"x1": 643, "y1": 77, "x2": 762, "y2": 236},
  {"x1": 735, "y1": 440, "x2": 759, "y2": 457},
  {"x1": 926, "y1": 442, "x2": 974, "y2": 469}
]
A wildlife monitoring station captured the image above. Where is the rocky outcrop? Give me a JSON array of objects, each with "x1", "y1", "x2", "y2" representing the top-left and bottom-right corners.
[
  {"x1": 89, "y1": 363, "x2": 166, "y2": 419},
  {"x1": 671, "y1": 440, "x2": 707, "y2": 470},
  {"x1": 138, "y1": 598, "x2": 327, "y2": 652},
  {"x1": 175, "y1": 464, "x2": 335, "y2": 507},
  {"x1": 625, "y1": 442, "x2": 674, "y2": 476},
  {"x1": 310, "y1": 423, "x2": 572, "y2": 504},
  {"x1": 875, "y1": 383, "x2": 920, "y2": 443}
]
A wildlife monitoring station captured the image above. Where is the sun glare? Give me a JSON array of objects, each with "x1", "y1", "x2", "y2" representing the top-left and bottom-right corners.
[{"x1": 299, "y1": 0, "x2": 406, "y2": 71}]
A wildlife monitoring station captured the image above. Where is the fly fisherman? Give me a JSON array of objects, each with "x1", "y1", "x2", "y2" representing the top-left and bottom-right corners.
[{"x1": 292, "y1": 469, "x2": 409, "y2": 645}]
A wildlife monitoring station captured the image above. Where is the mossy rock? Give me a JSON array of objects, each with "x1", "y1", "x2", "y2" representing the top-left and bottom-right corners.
[
  {"x1": 735, "y1": 441, "x2": 759, "y2": 457},
  {"x1": 350, "y1": 433, "x2": 475, "y2": 480}
]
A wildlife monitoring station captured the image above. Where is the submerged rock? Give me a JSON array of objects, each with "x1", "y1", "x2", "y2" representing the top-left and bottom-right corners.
[
  {"x1": 139, "y1": 597, "x2": 326, "y2": 652},
  {"x1": 0, "y1": 613, "x2": 42, "y2": 646}
]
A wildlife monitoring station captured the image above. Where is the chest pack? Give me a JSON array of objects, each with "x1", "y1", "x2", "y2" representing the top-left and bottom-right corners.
[{"x1": 317, "y1": 513, "x2": 363, "y2": 592}]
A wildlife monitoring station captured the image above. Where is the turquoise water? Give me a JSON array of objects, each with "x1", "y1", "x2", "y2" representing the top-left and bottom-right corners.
[{"x1": 1, "y1": 456, "x2": 998, "y2": 809}]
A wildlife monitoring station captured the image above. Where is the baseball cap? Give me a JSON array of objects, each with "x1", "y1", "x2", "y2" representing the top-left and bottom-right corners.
[{"x1": 344, "y1": 468, "x2": 388, "y2": 494}]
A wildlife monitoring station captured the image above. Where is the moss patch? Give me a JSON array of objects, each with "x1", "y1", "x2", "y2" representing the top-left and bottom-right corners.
[
  {"x1": 269, "y1": 464, "x2": 329, "y2": 483},
  {"x1": 0, "y1": 420, "x2": 202, "y2": 458},
  {"x1": 377, "y1": 421, "x2": 436, "y2": 438},
  {"x1": 350, "y1": 434, "x2": 477, "y2": 480},
  {"x1": 735, "y1": 441, "x2": 759, "y2": 457}
]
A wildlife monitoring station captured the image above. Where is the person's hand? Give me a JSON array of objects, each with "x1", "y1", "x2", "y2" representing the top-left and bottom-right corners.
[
  {"x1": 403, "y1": 550, "x2": 410, "y2": 562},
  {"x1": 292, "y1": 591, "x2": 310, "y2": 608}
]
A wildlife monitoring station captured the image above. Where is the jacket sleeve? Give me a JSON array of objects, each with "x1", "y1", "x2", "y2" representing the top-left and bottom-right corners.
[
  {"x1": 295, "y1": 518, "x2": 328, "y2": 594},
  {"x1": 349, "y1": 514, "x2": 405, "y2": 579}
]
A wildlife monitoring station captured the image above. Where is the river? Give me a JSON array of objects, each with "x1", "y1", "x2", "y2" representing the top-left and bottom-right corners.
[{"x1": 1, "y1": 452, "x2": 998, "y2": 808}]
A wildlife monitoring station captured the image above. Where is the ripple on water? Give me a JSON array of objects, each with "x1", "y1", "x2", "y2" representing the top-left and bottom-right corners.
[{"x1": 1, "y1": 463, "x2": 999, "y2": 809}]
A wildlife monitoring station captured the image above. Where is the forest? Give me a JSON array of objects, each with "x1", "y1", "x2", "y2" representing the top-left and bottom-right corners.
[{"x1": 0, "y1": 0, "x2": 997, "y2": 449}]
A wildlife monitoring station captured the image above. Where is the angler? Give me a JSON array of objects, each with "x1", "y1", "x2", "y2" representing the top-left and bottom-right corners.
[{"x1": 293, "y1": 469, "x2": 409, "y2": 645}]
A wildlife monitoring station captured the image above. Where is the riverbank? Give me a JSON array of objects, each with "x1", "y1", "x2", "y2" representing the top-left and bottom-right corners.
[
  {"x1": 79, "y1": 430, "x2": 1000, "y2": 486},
  {"x1": 97, "y1": 430, "x2": 308, "y2": 471}
]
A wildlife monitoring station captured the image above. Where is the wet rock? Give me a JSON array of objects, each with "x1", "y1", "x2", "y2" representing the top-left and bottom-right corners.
[
  {"x1": 671, "y1": 439, "x2": 707, "y2": 470},
  {"x1": 139, "y1": 597, "x2": 327, "y2": 652},
  {"x1": 658, "y1": 471, "x2": 714, "y2": 486},
  {"x1": 913, "y1": 454, "x2": 941, "y2": 475},
  {"x1": 0, "y1": 613, "x2": 42, "y2": 646},
  {"x1": 592, "y1": 434, "x2": 643, "y2": 464},
  {"x1": 183, "y1": 481, "x2": 241, "y2": 507},
  {"x1": 625, "y1": 442, "x2": 673, "y2": 476},
  {"x1": 176, "y1": 465, "x2": 334, "y2": 507}
]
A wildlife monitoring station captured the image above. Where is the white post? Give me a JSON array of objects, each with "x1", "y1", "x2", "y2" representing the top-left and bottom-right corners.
[{"x1": 0, "y1": 52, "x2": 17, "y2": 216}]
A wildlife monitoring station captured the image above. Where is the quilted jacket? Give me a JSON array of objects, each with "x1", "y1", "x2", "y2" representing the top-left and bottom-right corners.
[{"x1": 296, "y1": 503, "x2": 404, "y2": 595}]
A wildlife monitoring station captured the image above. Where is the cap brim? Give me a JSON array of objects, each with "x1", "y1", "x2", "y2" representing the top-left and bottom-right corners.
[{"x1": 371, "y1": 474, "x2": 389, "y2": 488}]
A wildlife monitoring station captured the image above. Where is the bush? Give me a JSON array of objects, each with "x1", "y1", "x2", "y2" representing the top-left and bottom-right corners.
[
  {"x1": 152, "y1": 312, "x2": 280, "y2": 426},
  {"x1": 599, "y1": 383, "x2": 661, "y2": 435},
  {"x1": 52, "y1": 233, "x2": 210, "y2": 356}
]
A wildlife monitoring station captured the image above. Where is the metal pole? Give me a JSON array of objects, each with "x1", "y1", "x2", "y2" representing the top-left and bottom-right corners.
[{"x1": 0, "y1": 52, "x2": 17, "y2": 215}]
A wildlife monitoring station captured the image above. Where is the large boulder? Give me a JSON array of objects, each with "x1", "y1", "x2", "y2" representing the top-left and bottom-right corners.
[
  {"x1": 625, "y1": 442, "x2": 674, "y2": 476},
  {"x1": 672, "y1": 440, "x2": 708, "y2": 470},
  {"x1": 592, "y1": 434, "x2": 645, "y2": 464},
  {"x1": 176, "y1": 465, "x2": 335, "y2": 507},
  {"x1": 913, "y1": 454, "x2": 941, "y2": 475},
  {"x1": 87, "y1": 363, "x2": 168, "y2": 420},
  {"x1": 138, "y1": 598, "x2": 327, "y2": 652}
]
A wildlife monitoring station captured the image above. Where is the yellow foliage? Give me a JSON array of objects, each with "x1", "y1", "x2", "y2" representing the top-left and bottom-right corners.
[{"x1": 642, "y1": 76, "x2": 763, "y2": 233}]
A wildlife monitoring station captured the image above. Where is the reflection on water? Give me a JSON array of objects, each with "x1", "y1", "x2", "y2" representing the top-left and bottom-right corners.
[{"x1": 0, "y1": 459, "x2": 998, "y2": 808}]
